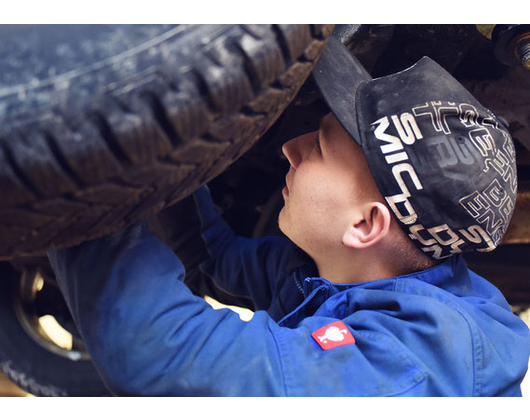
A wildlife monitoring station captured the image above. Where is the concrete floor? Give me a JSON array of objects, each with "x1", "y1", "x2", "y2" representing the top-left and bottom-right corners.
[
  {"x1": 0, "y1": 372, "x2": 31, "y2": 397},
  {"x1": 519, "y1": 308, "x2": 530, "y2": 397}
]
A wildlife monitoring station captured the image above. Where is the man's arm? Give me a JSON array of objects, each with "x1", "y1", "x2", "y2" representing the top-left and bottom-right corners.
[
  {"x1": 48, "y1": 221, "x2": 286, "y2": 396},
  {"x1": 154, "y1": 186, "x2": 296, "y2": 311},
  {"x1": 48, "y1": 223, "x2": 440, "y2": 396}
]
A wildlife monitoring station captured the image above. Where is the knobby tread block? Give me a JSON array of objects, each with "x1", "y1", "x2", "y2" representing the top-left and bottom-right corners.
[{"x1": 0, "y1": 24, "x2": 334, "y2": 258}]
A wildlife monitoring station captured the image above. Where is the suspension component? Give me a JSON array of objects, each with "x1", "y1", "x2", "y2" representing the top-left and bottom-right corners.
[{"x1": 490, "y1": 24, "x2": 530, "y2": 69}]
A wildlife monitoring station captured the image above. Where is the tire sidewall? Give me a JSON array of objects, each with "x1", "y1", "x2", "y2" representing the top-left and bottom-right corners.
[{"x1": 0, "y1": 263, "x2": 111, "y2": 396}]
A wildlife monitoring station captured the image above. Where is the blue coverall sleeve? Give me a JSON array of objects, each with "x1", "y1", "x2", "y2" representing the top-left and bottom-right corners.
[
  {"x1": 48, "y1": 222, "x2": 286, "y2": 396},
  {"x1": 191, "y1": 187, "x2": 296, "y2": 310}
]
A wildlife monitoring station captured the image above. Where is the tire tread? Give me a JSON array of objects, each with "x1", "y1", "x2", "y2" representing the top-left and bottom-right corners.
[{"x1": 0, "y1": 24, "x2": 333, "y2": 258}]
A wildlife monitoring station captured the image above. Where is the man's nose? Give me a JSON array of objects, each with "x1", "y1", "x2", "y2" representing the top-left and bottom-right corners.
[{"x1": 282, "y1": 132, "x2": 314, "y2": 169}]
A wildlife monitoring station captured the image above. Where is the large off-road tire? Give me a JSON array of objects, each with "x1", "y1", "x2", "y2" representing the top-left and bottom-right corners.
[{"x1": 0, "y1": 24, "x2": 332, "y2": 259}]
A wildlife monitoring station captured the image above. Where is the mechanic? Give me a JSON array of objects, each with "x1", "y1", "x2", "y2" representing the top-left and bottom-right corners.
[{"x1": 48, "y1": 37, "x2": 530, "y2": 396}]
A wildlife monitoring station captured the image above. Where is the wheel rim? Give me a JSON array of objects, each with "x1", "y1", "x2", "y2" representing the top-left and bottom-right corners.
[{"x1": 12, "y1": 266, "x2": 90, "y2": 362}]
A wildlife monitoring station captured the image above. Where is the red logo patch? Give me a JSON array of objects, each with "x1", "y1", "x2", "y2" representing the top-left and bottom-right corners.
[{"x1": 311, "y1": 321, "x2": 355, "y2": 350}]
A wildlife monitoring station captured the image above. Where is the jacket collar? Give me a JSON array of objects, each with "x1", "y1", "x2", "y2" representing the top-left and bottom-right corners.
[{"x1": 288, "y1": 246, "x2": 468, "y2": 297}]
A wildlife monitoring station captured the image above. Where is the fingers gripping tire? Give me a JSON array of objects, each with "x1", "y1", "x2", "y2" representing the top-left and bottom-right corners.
[{"x1": 0, "y1": 24, "x2": 333, "y2": 259}]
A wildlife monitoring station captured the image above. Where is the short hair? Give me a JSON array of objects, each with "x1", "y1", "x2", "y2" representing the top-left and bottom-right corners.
[{"x1": 389, "y1": 220, "x2": 439, "y2": 273}]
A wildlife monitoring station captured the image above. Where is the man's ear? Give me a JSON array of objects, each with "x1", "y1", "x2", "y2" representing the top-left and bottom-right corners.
[{"x1": 342, "y1": 202, "x2": 392, "y2": 249}]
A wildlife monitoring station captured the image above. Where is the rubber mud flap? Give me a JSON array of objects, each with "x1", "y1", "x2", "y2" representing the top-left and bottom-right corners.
[{"x1": 0, "y1": 24, "x2": 333, "y2": 259}]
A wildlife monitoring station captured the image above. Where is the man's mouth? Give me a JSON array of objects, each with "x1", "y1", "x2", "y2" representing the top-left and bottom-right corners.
[{"x1": 283, "y1": 175, "x2": 290, "y2": 197}]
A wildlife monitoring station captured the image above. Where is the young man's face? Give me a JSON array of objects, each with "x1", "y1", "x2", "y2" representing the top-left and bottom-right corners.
[{"x1": 279, "y1": 113, "x2": 379, "y2": 258}]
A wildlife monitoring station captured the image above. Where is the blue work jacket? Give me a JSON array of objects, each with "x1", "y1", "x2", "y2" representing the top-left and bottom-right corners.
[{"x1": 48, "y1": 187, "x2": 530, "y2": 396}]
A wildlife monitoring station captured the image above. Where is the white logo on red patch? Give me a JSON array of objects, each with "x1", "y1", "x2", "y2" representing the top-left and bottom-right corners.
[{"x1": 311, "y1": 321, "x2": 355, "y2": 350}]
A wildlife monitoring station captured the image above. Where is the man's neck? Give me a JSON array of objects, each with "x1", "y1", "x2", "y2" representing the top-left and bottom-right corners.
[{"x1": 313, "y1": 249, "x2": 398, "y2": 284}]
